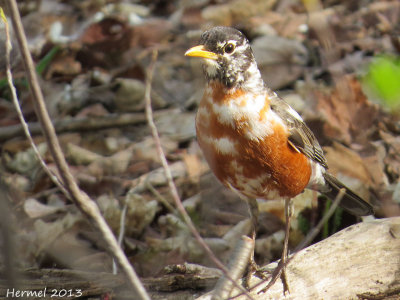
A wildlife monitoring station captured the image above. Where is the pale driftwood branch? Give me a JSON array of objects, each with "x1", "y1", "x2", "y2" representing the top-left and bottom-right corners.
[
  {"x1": 7, "y1": 2, "x2": 150, "y2": 299},
  {"x1": 198, "y1": 217, "x2": 400, "y2": 299},
  {"x1": 213, "y1": 235, "x2": 254, "y2": 299}
]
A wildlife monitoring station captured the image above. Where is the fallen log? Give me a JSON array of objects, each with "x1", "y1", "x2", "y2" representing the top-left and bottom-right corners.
[{"x1": 198, "y1": 217, "x2": 400, "y2": 299}]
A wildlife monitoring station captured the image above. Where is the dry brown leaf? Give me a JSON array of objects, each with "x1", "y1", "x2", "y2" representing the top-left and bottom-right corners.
[
  {"x1": 24, "y1": 198, "x2": 65, "y2": 218},
  {"x1": 3, "y1": 143, "x2": 47, "y2": 175},
  {"x1": 80, "y1": 17, "x2": 131, "y2": 53},
  {"x1": 66, "y1": 143, "x2": 103, "y2": 165},
  {"x1": 45, "y1": 54, "x2": 82, "y2": 79},
  {"x1": 324, "y1": 142, "x2": 373, "y2": 201},
  {"x1": 114, "y1": 78, "x2": 166, "y2": 112},
  {"x1": 155, "y1": 109, "x2": 196, "y2": 142},
  {"x1": 87, "y1": 146, "x2": 134, "y2": 177},
  {"x1": 182, "y1": 153, "x2": 209, "y2": 179},
  {"x1": 132, "y1": 136, "x2": 178, "y2": 162},
  {"x1": 360, "y1": 141, "x2": 389, "y2": 188},
  {"x1": 202, "y1": 0, "x2": 277, "y2": 26},
  {"x1": 252, "y1": 35, "x2": 308, "y2": 89},
  {"x1": 34, "y1": 213, "x2": 80, "y2": 256},
  {"x1": 131, "y1": 19, "x2": 173, "y2": 48},
  {"x1": 380, "y1": 131, "x2": 400, "y2": 181},
  {"x1": 316, "y1": 76, "x2": 380, "y2": 144},
  {"x1": 124, "y1": 193, "x2": 159, "y2": 237},
  {"x1": 75, "y1": 103, "x2": 109, "y2": 118},
  {"x1": 97, "y1": 193, "x2": 159, "y2": 237}
]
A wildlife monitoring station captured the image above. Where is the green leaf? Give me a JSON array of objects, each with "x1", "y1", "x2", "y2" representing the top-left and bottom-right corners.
[
  {"x1": 331, "y1": 206, "x2": 343, "y2": 235},
  {"x1": 322, "y1": 199, "x2": 331, "y2": 239},
  {"x1": 36, "y1": 46, "x2": 60, "y2": 75},
  {"x1": 363, "y1": 55, "x2": 400, "y2": 111},
  {"x1": 0, "y1": 7, "x2": 7, "y2": 23},
  {"x1": 0, "y1": 46, "x2": 60, "y2": 95},
  {"x1": 298, "y1": 212, "x2": 311, "y2": 236}
]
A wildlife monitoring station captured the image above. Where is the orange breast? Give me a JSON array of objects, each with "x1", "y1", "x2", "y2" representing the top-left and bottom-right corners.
[{"x1": 196, "y1": 85, "x2": 311, "y2": 200}]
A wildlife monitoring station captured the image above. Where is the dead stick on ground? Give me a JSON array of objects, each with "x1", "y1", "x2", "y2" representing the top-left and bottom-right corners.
[
  {"x1": 113, "y1": 193, "x2": 129, "y2": 275},
  {"x1": 6, "y1": 2, "x2": 150, "y2": 299},
  {"x1": 145, "y1": 180, "x2": 177, "y2": 215},
  {"x1": 213, "y1": 235, "x2": 254, "y2": 299},
  {"x1": 144, "y1": 50, "x2": 254, "y2": 300},
  {"x1": 0, "y1": 112, "x2": 147, "y2": 142}
]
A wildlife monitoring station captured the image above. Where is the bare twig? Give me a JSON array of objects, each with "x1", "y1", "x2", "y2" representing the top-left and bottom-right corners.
[
  {"x1": 295, "y1": 188, "x2": 346, "y2": 251},
  {"x1": 0, "y1": 112, "x2": 147, "y2": 142},
  {"x1": 113, "y1": 198, "x2": 128, "y2": 275},
  {"x1": 1, "y1": 7, "x2": 68, "y2": 196},
  {"x1": 6, "y1": 2, "x2": 150, "y2": 299},
  {"x1": 145, "y1": 180, "x2": 177, "y2": 214},
  {"x1": 113, "y1": 183, "x2": 142, "y2": 274},
  {"x1": 144, "y1": 50, "x2": 253, "y2": 300}
]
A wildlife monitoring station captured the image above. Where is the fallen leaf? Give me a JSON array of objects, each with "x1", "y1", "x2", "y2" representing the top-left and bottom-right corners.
[
  {"x1": 24, "y1": 198, "x2": 64, "y2": 218},
  {"x1": 316, "y1": 76, "x2": 381, "y2": 144}
]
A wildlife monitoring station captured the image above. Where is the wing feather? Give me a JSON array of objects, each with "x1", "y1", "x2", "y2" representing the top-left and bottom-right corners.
[{"x1": 269, "y1": 92, "x2": 328, "y2": 168}]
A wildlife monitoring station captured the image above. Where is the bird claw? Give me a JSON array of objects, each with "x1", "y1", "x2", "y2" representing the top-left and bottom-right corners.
[
  {"x1": 243, "y1": 258, "x2": 272, "y2": 289},
  {"x1": 256, "y1": 259, "x2": 291, "y2": 295}
]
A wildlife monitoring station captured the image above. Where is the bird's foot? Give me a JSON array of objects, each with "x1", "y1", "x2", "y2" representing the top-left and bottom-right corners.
[
  {"x1": 243, "y1": 257, "x2": 272, "y2": 289},
  {"x1": 280, "y1": 259, "x2": 290, "y2": 294},
  {"x1": 255, "y1": 258, "x2": 290, "y2": 294}
]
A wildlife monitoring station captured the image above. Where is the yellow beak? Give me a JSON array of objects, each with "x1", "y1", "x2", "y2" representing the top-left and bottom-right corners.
[{"x1": 184, "y1": 45, "x2": 219, "y2": 60}]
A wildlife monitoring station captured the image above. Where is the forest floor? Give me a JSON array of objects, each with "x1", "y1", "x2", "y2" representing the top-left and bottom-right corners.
[{"x1": 0, "y1": 0, "x2": 399, "y2": 299}]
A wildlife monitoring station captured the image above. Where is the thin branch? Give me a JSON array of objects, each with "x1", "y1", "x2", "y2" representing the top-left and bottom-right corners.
[
  {"x1": 1, "y1": 7, "x2": 68, "y2": 197},
  {"x1": 113, "y1": 198, "x2": 128, "y2": 275},
  {"x1": 144, "y1": 50, "x2": 253, "y2": 300},
  {"x1": 6, "y1": 2, "x2": 150, "y2": 299},
  {"x1": 0, "y1": 112, "x2": 147, "y2": 142},
  {"x1": 145, "y1": 180, "x2": 177, "y2": 215},
  {"x1": 113, "y1": 183, "x2": 143, "y2": 275},
  {"x1": 294, "y1": 188, "x2": 345, "y2": 251}
]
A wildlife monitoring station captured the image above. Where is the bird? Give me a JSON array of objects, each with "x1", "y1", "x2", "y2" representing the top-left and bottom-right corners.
[{"x1": 185, "y1": 26, "x2": 373, "y2": 288}]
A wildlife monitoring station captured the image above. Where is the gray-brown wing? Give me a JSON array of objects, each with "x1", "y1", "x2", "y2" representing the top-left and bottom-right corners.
[{"x1": 269, "y1": 94, "x2": 328, "y2": 168}]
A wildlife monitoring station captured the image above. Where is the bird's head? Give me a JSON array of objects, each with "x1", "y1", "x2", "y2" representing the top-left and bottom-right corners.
[{"x1": 185, "y1": 27, "x2": 263, "y2": 92}]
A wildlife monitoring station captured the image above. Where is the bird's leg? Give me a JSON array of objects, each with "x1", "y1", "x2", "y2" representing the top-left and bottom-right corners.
[
  {"x1": 280, "y1": 197, "x2": 293, "y2": 293},
  {"x1": 247, "y1": 198, "x2": 258, "y2": 267},
  {"x1": 258, "y1": 198, "x2": 292, "y2": 294},
  {"x1": 244, "y1": 198, "x2": 270, "y2": 287}
]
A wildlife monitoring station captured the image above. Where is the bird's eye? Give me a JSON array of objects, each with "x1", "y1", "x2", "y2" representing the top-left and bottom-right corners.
[{"x1": 224, "y1": 43, "x2": 235, "y2": 54}]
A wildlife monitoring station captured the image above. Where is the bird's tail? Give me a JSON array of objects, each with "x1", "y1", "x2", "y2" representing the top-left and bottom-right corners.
[{"x1": 322, "y1": 173, "x2": 373, "y2": 216}]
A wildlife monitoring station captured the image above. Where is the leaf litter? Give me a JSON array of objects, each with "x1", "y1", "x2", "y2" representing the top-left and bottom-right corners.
[{"x1": 0, "y1": 0, "x2": 399, "y2": 297}]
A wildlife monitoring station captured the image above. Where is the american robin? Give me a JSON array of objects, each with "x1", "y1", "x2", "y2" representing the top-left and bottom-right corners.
[{"x1": 185, "y1": 26, "x2": 373, "y2": 287}]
